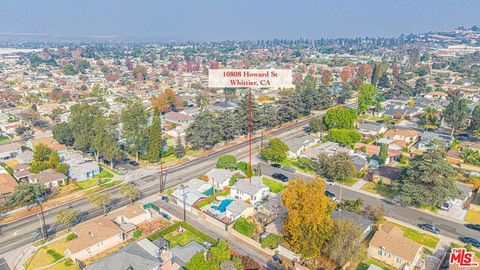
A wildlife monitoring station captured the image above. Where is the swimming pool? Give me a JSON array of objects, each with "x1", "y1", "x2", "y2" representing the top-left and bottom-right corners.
[{"x1": 213, "y1": 199, "x2": 234, "y2": 213}]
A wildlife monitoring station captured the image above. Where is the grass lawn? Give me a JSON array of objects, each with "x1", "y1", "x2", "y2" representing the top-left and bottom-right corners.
[
  {"x1": 336, "y1": 177, "x2": 357, "y2": 186},
  {"x1": 357, "y1": 259, "x2": 396, "y2": 270},
  {"x1": 76, "y1": 179, "x2": 100, "y2": 190},
  {"x1": 262, "y1": 177, "x2": 286, "y2": 194},
  {"x1": 279, "y1": 159, "x2": 316, "y2": 175},
  {"x1": 163, "y1": 230, "x2": 205, "y2": 247},
  {"x1": 387, "y1": 222, "x2": 439, "y2": 249},
  {"x1": 46, "y1": 260, "x2": 79, "y2": 270},
  {"x1": 0, "y1": 136, "x2": 11, "y2": 144},
  {"x1": 465, "y1": 210, "x2": 480, "y2": 224},
  {"x1": 93, "y1": 169, "x2": 114, "y2": 179},
  {"x1": 361, "y1": 182, "x2": 396, "y2": 199},
  {"x1": 234, "y1": 217, "x2": 257, "y2": 237},
  {"x1": 25, "y1": 239, "x2": 67, "y2": 270}
]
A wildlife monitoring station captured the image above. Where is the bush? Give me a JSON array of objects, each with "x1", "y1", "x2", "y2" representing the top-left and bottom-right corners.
[
  {"x1": 216, "y1": 155, "x2": 237, "y2": 169},
  {"x1": 261, "y1": 233, "x2": 283, "y2": 249},
  {"x1": 66, "y1": 233, "x2": 77, "y2": 241},
  {"x1": 133, "y1": 229, "x2": 142, "y2": 238}
]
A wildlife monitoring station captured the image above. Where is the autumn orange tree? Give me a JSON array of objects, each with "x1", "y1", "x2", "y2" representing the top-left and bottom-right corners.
[
  {"x1": 282, "y1": 179, "x2": 336, "y2": 260},
  {"x1": 151, "y1": 88, "x2": 180, "y2": 112}
]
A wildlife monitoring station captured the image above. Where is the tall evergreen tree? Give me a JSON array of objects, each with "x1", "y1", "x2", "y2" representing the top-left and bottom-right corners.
[
  {"x1": 147, "y1": 108, "x2": 163, "y2": 163},
  {"x1": 120, "y1": 101, "x2": 148, "y2": 161},
  {"x1": 174, "y1": 137, "x2": 186, "y2": 158},
  {"x1": 444, "y1": 95, "x2": 469, "y2": 136}
]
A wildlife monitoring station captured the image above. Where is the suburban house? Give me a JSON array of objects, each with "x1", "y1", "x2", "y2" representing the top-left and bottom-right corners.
[
  {"x1": 15, "y1": 150, "x2": 33, "y2": 164},
  {"x1": 331, "y1": 210, "x2": 373, "y2": 237},
  {"x1": 301, "y1": 141, "x2": 353, "y2": 161},
  {"x1": 28, "y1": 169, "x2": 67, "y2": 188},
  {"x1": 368, "y1": 223, "x2": 423, "y2": 269},
  {"x1": 170, "y1": 241, "x2": 207, "y2": 268},
  {"x1": 12, "y1": 163, "x2": 34, "y2": 182},
  {"x1": 355, "y1": 143, "x2": 402, "y2": 160},
  {"x1": 0, "y1": 173, "x2": 18, "y2": 204},
  {"x1": 164, "y1": 111, "x2": 194, "y2": 126},
  {"x1": 285, "y1": 134, "x2": 318, "y2": 158},
  {"x1": 358, "y1": 121, "x2": 388, "y2": 137},
  {"x1": 66, "y1": 216, "x2": 126, "y2": 261},
  {"x1": 384, "y1": 129, "x2": 420, "y2": 145},
  {"x1": 369, "y1": 166, "x2": 401, "y2": 185},
  {"x1": 66, "y1": 205, "x2": 152, "y2": 261},
  {"x1": 417, "y1": 131, "x2": 453, "y2": 151},
  {"x1": 231, "y1": 177, "x2": 269, "y2": 205},
  {"x1": 27, "y1": 136, "x2": 67, "y2": 153},
  {"x1": 205, "y1": 168, "x2": 236, "y2": 190},
  {"x1": 171, "y1": 178, "x2": 210, "y2": 212},
  {"x1": 61, "y1": 151, "x2": 100, "y2": 181},
  {"x1": 225, "y1": 199, "x2": 254, "y2": 221},
  {"x1": 86, "y1": 238, "x2": 173, "y2": 270},
  {"x1": 0, "y1": 142, "x2": 22, "y2": 161}
]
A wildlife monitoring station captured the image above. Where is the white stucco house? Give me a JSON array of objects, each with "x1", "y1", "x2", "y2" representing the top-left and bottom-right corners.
[{"x1": 231, "y1": 177, "x2": 269, "y2": 205}]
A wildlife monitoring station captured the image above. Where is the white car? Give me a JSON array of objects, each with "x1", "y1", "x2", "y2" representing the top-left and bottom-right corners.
[
  {"x1": 324, "y1": 179, "x2": 335, "y2": 185},
  {"x1": 440, "y1": 202, "x2": 452, "y2": 211}
]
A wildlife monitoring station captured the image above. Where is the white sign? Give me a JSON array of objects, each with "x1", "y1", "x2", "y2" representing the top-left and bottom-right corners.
[{"x1": 208, "y1": 69, "x2": 293, "y2": 88}]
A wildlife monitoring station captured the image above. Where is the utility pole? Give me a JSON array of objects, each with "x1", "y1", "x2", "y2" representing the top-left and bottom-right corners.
[
  {"x1": 180, "y1": 184, "x2": 188, "y2": 222},
  {"x1": 248, "y1": 88, "x2": 253, "y2": 183}
]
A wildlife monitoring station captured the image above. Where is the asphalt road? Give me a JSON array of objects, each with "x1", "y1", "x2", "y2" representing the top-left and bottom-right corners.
[
  {"x1": 259, "y1": 163, "x2": 480, "y2": 243},
  {"x1": 0, "y1": 113, "x2": 311, "y2": 256}
]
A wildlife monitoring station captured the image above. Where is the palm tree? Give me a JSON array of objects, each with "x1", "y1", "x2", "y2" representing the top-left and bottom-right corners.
[{"x1": 420, "y1": 106, "x2": 439, "y2": 130}]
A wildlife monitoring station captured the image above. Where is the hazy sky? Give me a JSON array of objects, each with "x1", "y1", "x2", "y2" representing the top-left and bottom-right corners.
[{"x1": 1, "y1": 0, "x2": 480, "y2": 41}]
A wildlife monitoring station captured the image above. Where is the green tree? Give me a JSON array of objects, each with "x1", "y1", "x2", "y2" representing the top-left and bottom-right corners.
[
  {"x1": 69, "y1": 103, "x2": 102, "y2": 151},
  {"x1": 186, "y1": 110, "x2": 222, "y2": 149},
  {"x1": 217, "y1": 110, "x2": 239, "y2": 141},
  {"x1": 378, "y1": 144, "x2": 388, "y2": 165},
  {"x1": 174, "y1": 137, "x2": 186, "y2": 159},
  {"x1": 323, "y1": 219, "x2": 364, "y2": 266},
  {"x1": 55, "y1": 208, "x2": 79, "y2": 228},
  {"x1": 33, "y1": 143, "x2": 53, "y2": 162},
  {"x1": 377, "y1": 74, "x2": 391, "y2": 89},
  {"x1": 357, "y1": 83, "x2": 379, "y2": 114},
  {"x1": 414, "y1": 77, "x2": 428, "y2": 95},
  {"x1": 327, "y1": 128, "x2": 362, "y2": 146},
  {"x1": 56, "y1": 163, "x2": 69, "y2": 175},
  {"x1": 120, "y1": 101, "x2": 148, "y2": 161},
  {"x1": 444, "y1": 95, "x2": 469, "y2": 136},
  {"x1": 237, "y1": 161, "x2": 253, "y2": 177},
  {"x1": 147, "y1": 108, "x2": 163, "y2": 163},
  {"x1": 282, "y1": 179, "x2": 335, "y2": 260},
  {"x1": 313, "y1": 153, "x2": 356, "y2": 181},
  {"x1": 52, "y1": 122, "x2": 74, "y2": 146},
  {"x1": 396, "y1": 145, "x2": 461, "y2": 207},
  {"x1": 309, "y1": 117, "x2": 326, "y2": 133},
  {"x1": 260, "y1": 138, "x2": 289, "y2": 163},
  {"x1": 119, "y1": 183, "x2": 141, "y2": 204},
  {"x1": 323, "y1": 107, "x2": 357, "y2": 130},
  {"x1": 420, "y1": 106, "x2": 440, "y2": 129},
  {"x1": 7, "y1": 183, "x2": 46, "y2": 207},
  {"x1": 88, "y1": 193, "x2": 111, "y2": 215},
  {"x1": 470, "y1": 104, "x2": 480, "y2": 131},
  {"x1": 186, "y1": 251, "x2": 213, "y2": 270},
  {"x1": 216, "y1": 155, "x2": 237, "y2": 169}
]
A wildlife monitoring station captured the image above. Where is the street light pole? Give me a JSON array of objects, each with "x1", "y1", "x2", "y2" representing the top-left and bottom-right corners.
[{"x1": 36, "y1": 197, "x2": 47, "y2": 239}]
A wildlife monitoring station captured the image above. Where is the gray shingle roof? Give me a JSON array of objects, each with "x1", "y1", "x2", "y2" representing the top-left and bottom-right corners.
[
  {"x1": 170, "y1": 241, "x2": 206, "y2": 267},
  {"x1": 231, "y1": 177, "x2": 267, "y2": 197},
  {"x1": 331, "y1": 210, "x2": 373, "y2": 234}
]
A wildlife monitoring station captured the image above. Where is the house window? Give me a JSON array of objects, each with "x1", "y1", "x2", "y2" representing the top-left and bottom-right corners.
[
  {"x1": 378, "y1": 249, "x2": 383, "y2": 256},
  {"x1": 396, "y1": 257, "x2": 402, "y2": 264}
]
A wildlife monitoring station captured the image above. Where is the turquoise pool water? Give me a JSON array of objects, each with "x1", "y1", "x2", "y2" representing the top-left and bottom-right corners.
[
  {"x1": 212, "y1": 199, "x2": 234, "y2": 213},
  {"x1": 203, "y1": 187, "x2": 215, "y2": 196}
]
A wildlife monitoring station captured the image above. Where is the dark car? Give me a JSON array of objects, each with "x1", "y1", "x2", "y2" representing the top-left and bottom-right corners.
[
  {"x1": 272, "y1": 173, "x2": 288, "y2": 182},
  {"x1": 281, "y1": 166, "x2": 296, "y2": 173},
  {"x1": 418, "y1": 223, "x2": 440, "y2": 234},
  {"x1": 460, "y1": 237, "x2": 480, "y2": 248},
  {"x1": 325, "y1": 190, "x2": 337, "y2": 201},
  {"x1": 271, "y1": 163, "x2": 281, "y2": 168},
  {"x1": 466, "y1": 224, "x2": 480, "y2": 231}
]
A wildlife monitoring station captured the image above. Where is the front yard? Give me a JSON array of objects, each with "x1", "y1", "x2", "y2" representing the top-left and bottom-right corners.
[
  {"x1": 335, "y1": 177, "x2": 357, "y2": 186},
  {"x1": 361, "y1": 182, "x2": 396, "y2": 199},
  {"x1": 262, "y1": 177, "x2": 286, "y2": 194},
  {"x1": 279, "y1": 158, "x2": 316, "y2": 175},
  {"x1": 25, "y1": 238, "x2": 68, "y2": 270},
  {"x1": 234, "y1": 217, "x2": 258, "y2": 237}
]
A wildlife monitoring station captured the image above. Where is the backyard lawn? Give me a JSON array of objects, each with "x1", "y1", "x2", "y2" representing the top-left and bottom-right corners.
[
  {"x1": 357, "y1": 259, "x2": 395, "y2": 270},
  {"x1": 262, "y1": 177, "x2": 286, "y2": 194},
  {"x1": 387, "y1": 222, "x2": 439, "y2": 249},
  {"x1": 361, "y1": 182, "x2": 396, "y2": 199},
  {"x1": 163, "y1": 230, "x2": 205, "y2": 247},
  {"x1": 25, "y1": 239, "x2": 67, "y2": 270},
  {"x1": 234, "y1": 217, "x2": 257, "y2": 237}
]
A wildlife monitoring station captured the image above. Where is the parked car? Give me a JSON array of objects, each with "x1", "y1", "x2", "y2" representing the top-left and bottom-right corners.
[
  {"x1": 271, "y1": 163, "x2": 281, "y2": 168},
  {"x1": 465, "y1": 224, "x2": 480, "y2": 231},
  {"x1": 418, "y1": 223, "x2": 440, "y2": 234},
  {"x1": 440, "y1": 202, "x2": 452, "y2": 211},
  {"x1": 324, "y1": 179, "x2": 335, "y2": 185},
  {"x1": 272, "y1": 173, "x2": 289, "y2": 182},
  {"x1": 460, "y1": 237, "x2": 480, "y2": 248},
  {"x1": 325, "y1": 190, "x2": 337, "y2": 201},
  {"x1": 282, "y1": 166, "x2": 296, "y2": 173}
]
